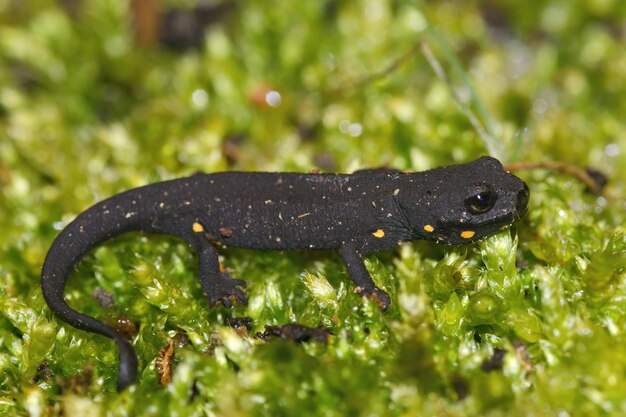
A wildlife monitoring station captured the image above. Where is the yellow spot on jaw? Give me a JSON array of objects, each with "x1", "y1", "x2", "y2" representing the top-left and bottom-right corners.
[
  {"x1": 372, "y1": 229, "x2": 385, "y2": 238},
  {"x1": 423, "y1": 224, "x2": 434, "y2": 233},
  {"x1": 460, "y1": 230, "x2": 475, "y2": 239},
  {"x1": 192, "y1": 222, "x2": 204, "y2": 233}
]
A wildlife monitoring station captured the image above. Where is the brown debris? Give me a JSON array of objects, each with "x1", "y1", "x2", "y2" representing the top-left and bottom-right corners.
[
  {"x1": 481, "y1": 347, "x2": 507, "y2": 372},
  {"x1": 255, "y1": 324, "x2": 331, "y2": 344},
  {"x1": 156, "y1": 338, "x2": 176, "y2": 386},
  {"x1": 116, "y1": 316, "x2": 139, "y2": 340},
  {"x1": 92, "y1": 287, "x2": 114, "y2": 308}
]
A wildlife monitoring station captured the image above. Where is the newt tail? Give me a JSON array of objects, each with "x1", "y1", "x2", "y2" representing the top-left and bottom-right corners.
[{"x1": 41, "y1": 189, "x2": 146, "y2": 391}]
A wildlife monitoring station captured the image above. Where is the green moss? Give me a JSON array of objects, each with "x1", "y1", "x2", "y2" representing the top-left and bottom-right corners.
[{"x1": 1, "y1": 0, "x2": 626, "y2": 416}]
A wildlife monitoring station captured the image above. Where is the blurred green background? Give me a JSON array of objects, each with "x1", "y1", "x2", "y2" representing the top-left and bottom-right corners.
[{"x1": 1, "y1": 0, "x2": 626, "y2": 416}]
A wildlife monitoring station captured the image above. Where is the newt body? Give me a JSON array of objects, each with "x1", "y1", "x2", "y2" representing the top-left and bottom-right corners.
[{"x1": 41, "y1": 156, "x2": 528, "y2": 390}]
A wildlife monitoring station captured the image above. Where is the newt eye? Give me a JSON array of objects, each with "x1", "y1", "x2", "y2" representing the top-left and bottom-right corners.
[{"x1": 465, "y1": 188, "x2": 497, "y2": 214}]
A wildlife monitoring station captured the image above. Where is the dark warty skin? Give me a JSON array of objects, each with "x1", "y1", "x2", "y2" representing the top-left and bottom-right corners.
[{"x1": 41, "y1": 156, "x2": 529, "y2": 391}]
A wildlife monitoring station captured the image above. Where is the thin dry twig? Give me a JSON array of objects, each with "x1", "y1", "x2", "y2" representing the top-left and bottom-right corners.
[
  {"x1": 504, "y1": 161, "x2": 603, "y2": 194},
  {"x1": 327, "y1": 43, "x2": 422, "y2": 95},
  {"x1": 420, "y1": 43, "x2": 495, "y2": 152},
  {"x1": 420, "y1": 41, "x2": 503, "y2": 160}
]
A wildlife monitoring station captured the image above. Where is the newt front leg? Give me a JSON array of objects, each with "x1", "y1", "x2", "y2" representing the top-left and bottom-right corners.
[
  {"x1": 192, "y1": 222, "x2": 247, "y2": 307},
  {"x1": 339, "y1": 240, "x2": 391, "y2": 310}
]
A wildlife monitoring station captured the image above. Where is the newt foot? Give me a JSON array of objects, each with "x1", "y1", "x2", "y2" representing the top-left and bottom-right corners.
[
  {"x1": 207, "y1": 273, "x2": 248, "y2": 307},
  {"x1": 354, "y1": 286, "x2": 391, "y2": 311}
]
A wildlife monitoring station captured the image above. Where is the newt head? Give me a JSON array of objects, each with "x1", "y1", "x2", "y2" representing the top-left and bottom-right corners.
[{"x1": 397, "y1": 156, "x2": 529, "y2": 245}]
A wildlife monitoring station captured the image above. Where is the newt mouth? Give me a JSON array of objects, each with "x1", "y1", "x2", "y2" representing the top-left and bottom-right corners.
[
  {"x1": 513, "y1": 206, "x2": 528, "y2": 222},
  {"x1": 514, "y1": 183, "x2": 530, "y2": 220}
]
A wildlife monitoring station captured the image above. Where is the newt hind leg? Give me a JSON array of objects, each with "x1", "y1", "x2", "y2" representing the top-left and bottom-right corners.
[{"x1": 192, "y1": 225, "x2": 247, "y2": 307}]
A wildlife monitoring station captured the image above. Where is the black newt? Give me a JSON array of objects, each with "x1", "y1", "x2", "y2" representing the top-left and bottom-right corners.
[{"x1": 41, "y1": 156, "x2": 529, "y2": 390}]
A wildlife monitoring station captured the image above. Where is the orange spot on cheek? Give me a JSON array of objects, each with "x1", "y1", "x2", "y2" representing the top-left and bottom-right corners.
[
  {"x1": 372, "y1": 229, "x2": 385, "y2": 238},
  {"x1": 192, "y1": 222, "x2": 204, "y2": 233},
  {"x1": 423, "y1": 225, "x2": 434, "y2": 233}
]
